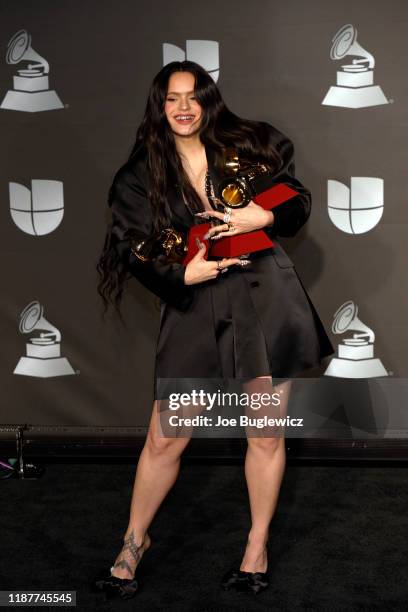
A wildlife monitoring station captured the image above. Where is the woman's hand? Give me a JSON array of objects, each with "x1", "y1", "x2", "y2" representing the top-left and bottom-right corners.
[
  {"x1": 195, "y1": 200, "x2": 275, "y2": 241},
  {"x1": 184, "y1": 238, "x2": 248, "y2": 285}
]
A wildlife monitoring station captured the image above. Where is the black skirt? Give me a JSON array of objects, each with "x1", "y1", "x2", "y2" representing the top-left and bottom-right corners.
[{"x1": 153, "y1": 245, "x2": 335, "y2": 401}]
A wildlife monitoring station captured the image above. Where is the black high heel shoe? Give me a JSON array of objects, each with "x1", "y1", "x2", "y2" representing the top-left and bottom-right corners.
[
  {"x1": 221, "y1": 568, "x2": 269, "y2": 594},
  {"x1": 221, "y1": 542, "x2": 269, "y2": 595},
  {"x1": 92, "y1": 532, "x2": 151, "y2": 600},
  {"x1": 221, "y1": 569, "x2": 269, "y2": 595},
  {"x1": 93, "y1": 567, "x2": 139, "y2": 600}
]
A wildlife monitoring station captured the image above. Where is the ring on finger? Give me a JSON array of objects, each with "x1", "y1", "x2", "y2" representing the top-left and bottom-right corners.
[
  {"x1": 227, "y1": 222, "x2": 235, "y2": 231},
  {"x1": 223, "y1": 210, "x2": 232, "y2": 224},
  {"x1": 216, "y1": 260, "x2": 228, "y2": 274}
]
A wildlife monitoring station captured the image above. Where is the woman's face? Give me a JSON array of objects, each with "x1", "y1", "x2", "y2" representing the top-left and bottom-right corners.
[{"x1": 164, "y1": 71, "x2": 202, "y2": 137}]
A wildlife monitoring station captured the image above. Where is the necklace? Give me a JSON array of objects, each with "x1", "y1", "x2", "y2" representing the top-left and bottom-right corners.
[{"x1": 205, "y1": 169, "x2": 221, "y2": 210}]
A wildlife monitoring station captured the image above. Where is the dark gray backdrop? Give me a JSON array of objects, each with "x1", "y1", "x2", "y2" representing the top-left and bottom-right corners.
[{"x1": 0, "y1": 0, "x2": 406, "y2": 428}]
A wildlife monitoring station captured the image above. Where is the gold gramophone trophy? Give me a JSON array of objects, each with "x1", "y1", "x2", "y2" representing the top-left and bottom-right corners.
[
  {"x1": 129, "y1": 227, "x2": 187, "y2": 264},
  {"x1": 215, "y1": 148, "x2": 271, "y2": 208}
]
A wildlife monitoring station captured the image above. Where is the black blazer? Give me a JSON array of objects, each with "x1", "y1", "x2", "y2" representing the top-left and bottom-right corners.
[{"x1": 108, "y1": 122, "x2": 312, "y2": 311}]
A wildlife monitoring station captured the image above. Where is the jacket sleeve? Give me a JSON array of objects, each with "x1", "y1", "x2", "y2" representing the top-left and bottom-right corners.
[
  {"x1": 261, "y1": 123, "x2": 312, "y2": 239},
  {"x1": 109, "y1": 162, "x2": 195, "y2": 312}
]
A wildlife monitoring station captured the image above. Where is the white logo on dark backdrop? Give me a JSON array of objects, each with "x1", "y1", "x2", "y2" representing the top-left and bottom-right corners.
[
  {"x1": 327, "y1": 177, "x2": 384, "y2": 234},
  {"x1": 163, "y1": 40, "x2": 219, "y2": 82},
  {"x1": 322, "y1": 24, "x2": 388, "y2": 108},
  {"x1": 324, "y1": 301, "x2": 388, "y2": 378},
  {"x1": 9, "y1": 179, "x2": 64, "y2": 235},
  {"x1": 1, "y1": 29, "x2": 64, "y2": 112},
  {"x1": 14, "y1": 301, "x2": 76, "y2": 378}
]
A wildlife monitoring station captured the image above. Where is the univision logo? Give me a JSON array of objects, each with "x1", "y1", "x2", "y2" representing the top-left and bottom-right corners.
[
  {"x1": 163, "y1": 40, "x2": 219, "y2": 82},
  {"x1": 9, "y1": 179, "x2": 64, "y2": 235},
  {"x1": 327, "y1": 177, "x2": 384, "y2": 234}
]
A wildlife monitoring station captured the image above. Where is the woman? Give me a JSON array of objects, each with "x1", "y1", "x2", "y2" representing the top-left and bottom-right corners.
[{"x1": 95, "y1": 60, "x2": 334, "y2": 599}]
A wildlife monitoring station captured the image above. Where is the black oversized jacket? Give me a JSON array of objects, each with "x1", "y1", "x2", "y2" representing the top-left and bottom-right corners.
[{"x1": 108, "y1": 122, "x2": 312, "y2": 312}]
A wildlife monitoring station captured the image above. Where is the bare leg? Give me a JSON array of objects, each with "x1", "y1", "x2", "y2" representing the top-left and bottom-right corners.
[
  {"x1": 240, "y1": 376, "x2": 292, "y2": 573},
  {"x1": 111, "y1": 398, "x2": 193, "y2": 578}
]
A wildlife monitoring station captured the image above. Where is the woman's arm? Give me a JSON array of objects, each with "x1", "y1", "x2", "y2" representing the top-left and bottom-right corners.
[
  {"x1": 261, "y1": 122, "x2": 312, "y2": 238},
  {"x1": 109, "y1": 162, "x2": 195, "y2": 312},
  {"x1": 196, "y1": 123, "x2": 312, "y2": 241}
]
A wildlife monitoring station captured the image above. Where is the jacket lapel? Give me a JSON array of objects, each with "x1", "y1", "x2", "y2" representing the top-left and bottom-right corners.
[
  {"x1": 166, "y1": 183, "x2": 194, "y2": 228},
  {"x1": 168, "y1": 143, "x2": 225, "y2": 229}
]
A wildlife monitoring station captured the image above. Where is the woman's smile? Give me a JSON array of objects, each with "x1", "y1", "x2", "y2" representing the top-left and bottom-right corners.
[{"x1": 174, "y1": 114, "x2": 195, "y2": 124}]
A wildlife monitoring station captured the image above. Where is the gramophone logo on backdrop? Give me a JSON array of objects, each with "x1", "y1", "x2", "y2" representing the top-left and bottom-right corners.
[
  {"x1": 163, "y1": 40, "x2": 219, "y2": 82},
  {"x1": 9, "y1": 180, "x2": 64, "y2": 235},
  {"x1": 14, "y1": 301, "x2": 76, "y2": 378},
  {"x1": 324, "y1": 301, "x2": 388, "y2": 379},
  {"x1": 327, "y1": 177, "x2": 383, "y2": 234},
  {"x1": 1, "y1": 29, "x2": 64, "y2": 112},
  {"x1": 322, "y1": 24, "x2": 389, "y2": 108}
]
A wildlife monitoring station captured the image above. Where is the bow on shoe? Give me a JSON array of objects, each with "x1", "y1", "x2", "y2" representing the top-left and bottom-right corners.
[
  {"x1": 243, "y1": 571, "x2": 269, "y2": 594},
  {"x1": 221, "y1": 568, "x2": 249, "y2": 589},
  {"x1": 221, "y1": 568, "x2": 269, "y2": 595},
  {"x1": 93, "y1": 571, "x2": 139, "y2": 600}
]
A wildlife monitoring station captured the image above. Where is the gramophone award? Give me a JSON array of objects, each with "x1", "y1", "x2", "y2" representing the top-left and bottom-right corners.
[{"x1": 1, "y1": 29, "x2": 64, "y2": 112}]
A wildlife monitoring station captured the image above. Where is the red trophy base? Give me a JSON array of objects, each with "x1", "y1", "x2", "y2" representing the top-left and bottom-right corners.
[{"x1": 182, "y1": 183, "x2": 299, "y2": 265}]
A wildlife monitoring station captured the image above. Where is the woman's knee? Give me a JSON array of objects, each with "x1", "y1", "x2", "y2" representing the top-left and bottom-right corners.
[
  {"x1": 247, "y1": 434, "x2": 285, "y2": 455},
  {"x1": 145, "y1": 426, "x2": 191, "y2": 458}
]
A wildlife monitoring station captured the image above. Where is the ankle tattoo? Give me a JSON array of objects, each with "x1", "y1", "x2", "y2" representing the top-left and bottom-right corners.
[{"x1": 113, "y1": 530, "x2": 145, "y2": 574}]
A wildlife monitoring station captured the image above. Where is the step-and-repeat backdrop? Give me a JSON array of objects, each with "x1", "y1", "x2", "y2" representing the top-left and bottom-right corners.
[{"x1": 1, "y1": 0, "x2": 406, "y2": 435}]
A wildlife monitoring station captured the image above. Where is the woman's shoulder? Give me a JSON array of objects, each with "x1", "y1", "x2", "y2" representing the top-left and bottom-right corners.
[{"x1": 255, "y1": 120, "x2": 292, "y2": 148}]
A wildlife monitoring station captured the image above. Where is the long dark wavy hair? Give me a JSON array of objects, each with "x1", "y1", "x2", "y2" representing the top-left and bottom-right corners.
[{"x1": 97, "y1": 60, "x2": 282, "y2": 321}]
